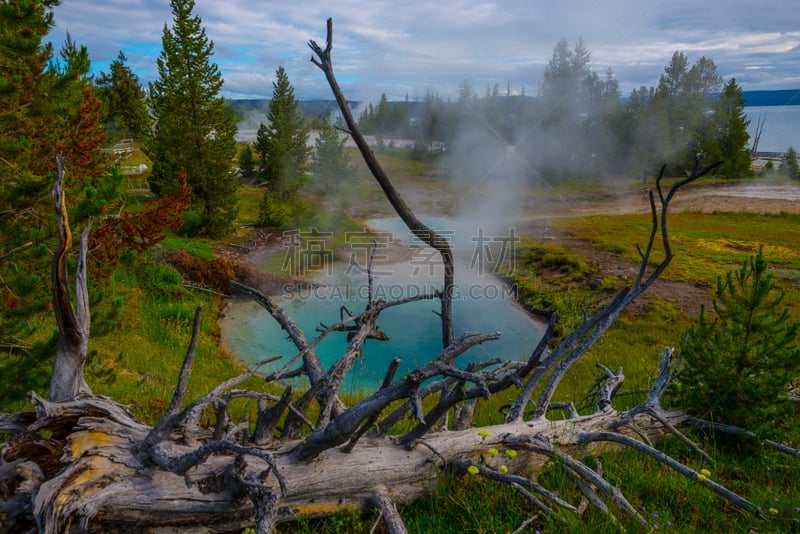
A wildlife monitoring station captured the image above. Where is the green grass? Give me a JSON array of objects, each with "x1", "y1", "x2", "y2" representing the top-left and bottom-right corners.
[
  {"x1": 74, "y1": 258, "x2": 275, "y2": 424},
  {"x1": 237, "y1": 186, "x2": 263, "y2": 225},
  {"x1": 560, "y1": 211, "x2": 800, "y2": 284},
  {"x1": 160, "y1": 235, "x2": 217, "y2": 260}
]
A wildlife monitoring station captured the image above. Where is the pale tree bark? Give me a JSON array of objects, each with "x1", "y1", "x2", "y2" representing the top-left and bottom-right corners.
[
  {"x1": 0, "y1": 21, "x2": 789, "y2": 534},
  {"x1": 49, "y1": 154, "x2": 92, "y2": 402}
]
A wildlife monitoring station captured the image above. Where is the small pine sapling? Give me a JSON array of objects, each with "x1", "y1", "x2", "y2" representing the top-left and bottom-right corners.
[{"x1": 680, "y1": 246, "x2": 800, "y2": 435}]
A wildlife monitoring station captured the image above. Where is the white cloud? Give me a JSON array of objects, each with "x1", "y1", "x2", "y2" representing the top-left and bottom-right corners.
[{"x1": 50, "y1": 0, "x2": 800, "y2": 102}]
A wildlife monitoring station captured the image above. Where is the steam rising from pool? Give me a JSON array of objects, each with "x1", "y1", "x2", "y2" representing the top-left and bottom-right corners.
[{"x1": 219, "y1": 217, "x2": 545, "y2": 390}]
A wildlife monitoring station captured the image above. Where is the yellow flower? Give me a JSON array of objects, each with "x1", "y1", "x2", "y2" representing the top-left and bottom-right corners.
[
  {"x1": 467, "y1": 465, "x2": 480, "y2": 475},
  {"x1": 700, "y1": 468, "x2": 711, "y2": 477},
  {"x1": 499, "y1": 465, "x2": 508, "y2": 474},
  {"x1": 505, "y1": 449, "x2": 517, "y2": 459},
  {"x1": 769, "y1": 508, "x2": 779, "y2": 515},
  {"x1": 488, "y1": 448, "x2": 499, "y2": 456},
  {"x1": 477, "y1": 430, "x2": 490, "y2": 439},
  {"x1": 697, "y1": 474, "x2": 707, "y2": 482}
]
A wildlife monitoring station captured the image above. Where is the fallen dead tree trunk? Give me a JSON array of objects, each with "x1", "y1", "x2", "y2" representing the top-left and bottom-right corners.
[{"x1": 4, "y1": 383, "x2": 693, "y2": 532}]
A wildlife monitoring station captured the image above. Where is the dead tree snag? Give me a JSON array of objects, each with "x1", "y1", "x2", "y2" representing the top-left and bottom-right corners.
[
  {"x1": 49, "y1": 155, "x2": 92, "y2": 402},
  {"x1": 308, "y1": 18, "x2": 456, "y2": 348}
]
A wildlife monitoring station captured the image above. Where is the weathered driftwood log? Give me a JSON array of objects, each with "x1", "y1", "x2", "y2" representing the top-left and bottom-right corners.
[{"x1": 2, "y1": 388, "x2": 692, "y2": 533}]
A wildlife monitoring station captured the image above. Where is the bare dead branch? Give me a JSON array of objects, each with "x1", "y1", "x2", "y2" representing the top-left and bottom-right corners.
[
  {"x1": 0, "y1": 241, "x2": 34, "y2": 262},
  {"x1": 230, "y1": 281, "x2": 327, "y2": 385},
  {"x1": 560, "y1": 463, "x2": 628, "y2": 531},
  {"x1": 548, "y1": 402, "x2": 580, "y2": 419},
  {"x1": 314, "y1": 317, "x2": 376, "y2": 429},
  {"x1": 0, "y1": 342, "x2": 32, "y2": 353},
  {"x1": 506, "y1": 157, "x2": 721, "y2": 422},
  {"x1": 594, "y1": 363, "x2": 624, "y2": 413},
  {"x1": 150, "y1": 438, "x2": 285, "y2": 496},
  {"x1": 512, "y1": 516, "x2": 540, "y2": 534},
  {"x1": 641, "y1": 347, "x2": 682, "y2": 411},
  {"x1": 179, "y1": 354, "x2": 280, "y2": 428},
  {"x1": 370, "y1": 378, "x2": 450, "y2": 438},
  {"x1": 309, "y1": 18, "x2": 456, "y2": 348},
  {"x1": 253, "y1": 386, "x2": 293, "y2": 446},
  {"x1": 457, "y1": 459, "x2": 578, "y2": 514},
  {"x1": 271, "y1": 290, "x2": 435, "y2": 382},
  {"x1": 510, "y1": 434, "x2": 645, "y2": 523},
  {"x1": 369, "y1": 486, "x2": 408, "y2": 534},
  {"x1": 164, "y1": 306, "x2": 203, "y2": 417},
  {"x1": 228, "y1": 456, "x2": 280, "y2": 534},
  {"x1": 343, "y1": 357, "x2": 401, "y2": 452},
  {"x1": 688, "y1": 418, "x2": 758, "y2": 440},
  {"x1": 578, "y1": 431, "x2": 763, "y2": 518},
  {"x1": 765, "y1": 439, "x2": 800, "y2": 458},
  {"x1": 142, "y1": 354, "x2": 279, "y2": 449},
  {"x1": 646, "y1": 407, "x2": 714, "y2": 463}
]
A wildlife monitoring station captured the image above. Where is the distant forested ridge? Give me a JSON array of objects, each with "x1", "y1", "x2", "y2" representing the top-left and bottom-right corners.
[
  {"x1": 227, "y1": 89, "x2": 800, "y2": 127},
  {"x1": 742, "y1": 89, "x2": 800, "y2": 106}
]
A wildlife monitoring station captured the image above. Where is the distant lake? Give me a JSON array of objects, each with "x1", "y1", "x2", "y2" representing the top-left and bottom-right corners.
[{"x1": 744, "y1": 105, "x2": 800, "y2": 154}]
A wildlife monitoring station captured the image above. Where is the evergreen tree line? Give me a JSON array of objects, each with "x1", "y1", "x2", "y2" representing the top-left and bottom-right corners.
[
  {"x1": 369, "y1": 41, "x2": 766, "y2": 181},
  {"x1": 356, "y1": 93, "x2": 411, "y2": 138},
  {"x1": 1, "y1": 0, "x2": 349, "y2": 239}
]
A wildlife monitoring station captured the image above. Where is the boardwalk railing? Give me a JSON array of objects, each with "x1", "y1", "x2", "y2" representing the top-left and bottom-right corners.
[
  {"x1": 101, "y1": 138, "x2": 136, "y2": 159},
  {"x1": 752, "y1": 151, "x2": 786, "y2": 159}
]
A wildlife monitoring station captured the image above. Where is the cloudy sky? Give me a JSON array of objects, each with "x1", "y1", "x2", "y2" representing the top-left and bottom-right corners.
[{"x1": 50, "y1": 0, "x2": 800, "y2": 104}]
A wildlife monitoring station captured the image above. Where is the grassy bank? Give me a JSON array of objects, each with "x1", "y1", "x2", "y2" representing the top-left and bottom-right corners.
[{"x1": 562, "y1": 210, "x2": 800, "y2": 287}]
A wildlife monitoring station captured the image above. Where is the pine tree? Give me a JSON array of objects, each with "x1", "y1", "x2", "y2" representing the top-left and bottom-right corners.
[
  {"x1": 656, "y1": 53, "x2": 722, "y2": 173},
  {"x1": 680, "y1": 246, "x2": 800, "y2": 433},
  {"x1": 144, "y1": 0, "x2": 238, "y2": 237},
  {"x1": 374, "y1": 93, "x2": 391, "y2": 134},
  {"x1": 1, "y1": 2, "x2": 116, "y2": 404},
  {"x1": 0, "y1": 0, "x2": 57, "y2": 186},
  {"x1": 781, "y1": 147, "x2": 799, "y2": 180},
  {"x1": 95, "y1": 51, "x2": 151, "y2": 142},
  {"x1": 357, "y1": 102, "x2": 376, "y2": 133},
  {"x1": 254, "y1": 66, "x2": 309, "y2": 201},
  {"x1": 311, "y1": 118, "x2": 354, "y2": 193},
  {"x1": 703, "y1": 78, "x2": 751, "y2": 177},
  {"x1": 1, "y1": 3, "x2": 112, "y2": 249},
  {"x1": 538, "y1": 38, "x2": 594, "y2": 177},
  {"x1": 237, "y1": 144, "x2": 256, "y2": 179}
]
